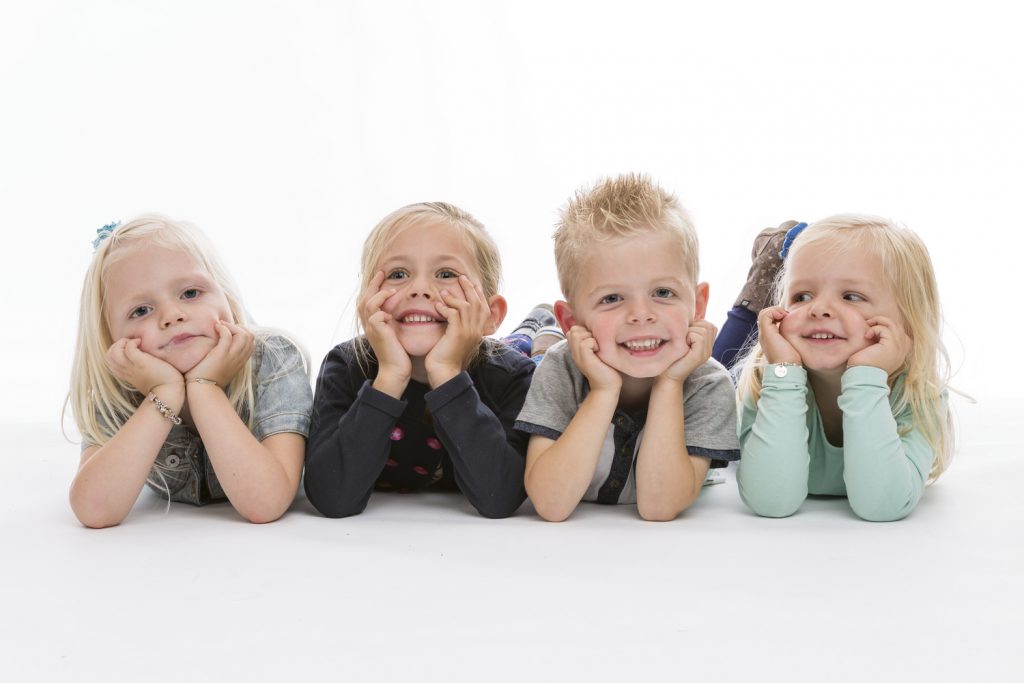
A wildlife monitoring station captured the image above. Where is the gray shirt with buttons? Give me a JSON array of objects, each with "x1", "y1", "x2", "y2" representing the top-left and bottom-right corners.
[{"x1": 514, "y1": 341, "x2": 740, "y2": 505}]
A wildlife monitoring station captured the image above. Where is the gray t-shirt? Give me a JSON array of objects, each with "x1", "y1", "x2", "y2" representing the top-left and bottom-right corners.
[{"x1": 514, "y1": 341, "x2": 739, "y2": 505}]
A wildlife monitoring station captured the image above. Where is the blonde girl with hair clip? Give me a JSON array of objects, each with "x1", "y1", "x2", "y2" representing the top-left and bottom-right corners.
[
  {"x1": 736, "y1": 214, "x2": 953, "y2": 522},
  {"x1": 68, "y1": 215, "x2": 313, "y2": 528},
  {"x1": 304, "y1": 202, "x2": 534, "y2": 518}
]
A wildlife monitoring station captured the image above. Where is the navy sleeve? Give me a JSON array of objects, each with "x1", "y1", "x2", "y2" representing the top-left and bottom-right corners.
[
  {"x1": 425, "y1": 348, "x2": 534, "y2": 518},
  {"x1": 304, "y1": 343, "x2": 405, "y2": 518}
]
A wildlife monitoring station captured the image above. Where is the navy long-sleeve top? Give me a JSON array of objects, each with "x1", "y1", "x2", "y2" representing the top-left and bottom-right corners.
[{"x1": 304, "y1": 339, "x2": 534, "y2": 519}]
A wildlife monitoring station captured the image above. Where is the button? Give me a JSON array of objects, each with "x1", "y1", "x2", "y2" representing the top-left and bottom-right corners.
[
  {"x1": 166, "y1": 454, "x2": 181, "y2": 467},
  {"x1": 773, "y1": 365, "x2": 789, "y2": 378}
]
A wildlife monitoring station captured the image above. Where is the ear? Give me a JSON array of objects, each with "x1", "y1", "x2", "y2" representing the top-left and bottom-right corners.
[
  {"x1": 693, "y1": 282, "x2": 710, "y2": 321},
  {"x1": 484, "y1": 294, "x2": 508, "y2": 335},
  {"x1": 553, "y1": 300, "x2": 576, "y2": 333}
]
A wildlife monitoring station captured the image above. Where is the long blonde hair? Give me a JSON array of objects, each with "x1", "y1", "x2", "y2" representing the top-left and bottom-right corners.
[
  {"x1": 352, "y1": 202, "x2": 502, "y2": 369},
  {"x1": 68, "y1": 214, "x2": 257, "y2": 446},
  {"x1": 736, "y1": 214, "x2": 954, "y2": 480}
]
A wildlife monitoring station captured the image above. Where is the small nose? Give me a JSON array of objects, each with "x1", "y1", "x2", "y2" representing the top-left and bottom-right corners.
[
  {"x1": 627, "y1": 301, "x2": 656, "y2": 324},
  {"x1": 407, "y1": 274, "x2": 435, "y2": 300},
  {"x1": 160, "y1": 304, "x2": 187, "y2": 328},
  {"x1": 809, "y1": 297, "x2": 833, "y2": 318}
]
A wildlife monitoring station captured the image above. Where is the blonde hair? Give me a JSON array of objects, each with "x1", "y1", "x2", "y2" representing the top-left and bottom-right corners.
[
  {"x1": 736, "y1": 213, "x2": 954, "y2": 480},
  {"x1": 68, "y1": 214, "x2": 257, "y2": 447},
  {"x1": 353, "y1": 202, "x2": 502, "y2": 367},
  {"x1": 554, "y1": 173, "x2": 699, "y2": 301}
]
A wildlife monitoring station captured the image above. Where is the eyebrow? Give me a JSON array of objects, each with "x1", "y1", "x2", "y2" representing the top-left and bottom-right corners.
[
  {"x1": 108, "y1": 272, "x2": 214, "y2": 305},
  {"x1": 789, "y1": 277, "x2": 874, "y2": 289},
  {"x1": 585, "y1": 276, "x2": 688, "y2": 298},
  {"x1": 379, "y1": 255, "x2": 471, "y2": 270}
]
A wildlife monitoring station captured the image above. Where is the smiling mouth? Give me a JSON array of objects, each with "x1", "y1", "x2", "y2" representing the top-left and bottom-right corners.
[
  {"x1": 621, "y1": 339, "x2": 665, "y2": 353},
  {"x1": 804, "y1": 333, "x2": 846, "y2": 341},
  {"x1": 400, "y1": 315, "x2": 443, "y2": 324}
]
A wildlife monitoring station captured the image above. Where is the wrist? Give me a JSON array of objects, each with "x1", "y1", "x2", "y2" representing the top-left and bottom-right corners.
[
  {"x1": 185, "y1": 377, "x2": 224, "y2": 394},
  {"x1": 373, "y1": 371, "x2": 410, "y2": 399},
  {"x1": 146, "y1": 380, "x2": 184, "y2": 402},
  {"x1": 426, "y1": 364, "x2": 461, "y2": 388}
]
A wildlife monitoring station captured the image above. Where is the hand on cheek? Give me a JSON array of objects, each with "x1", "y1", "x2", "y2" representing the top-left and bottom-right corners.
[
  {"x1": 186, "y1": 321, "x2": 254, "y2": 387},
  {"x1": 106, "y1": 338, "x2": 184, "y2": 395},
  {"x1": 567, "y1": 325, "x2": 621, "y2": 393},
  {"x1": 661, "y1": 320, "x2": 716, "y2": 383},
  {"x1": 360, "y1": 270, "x2": 412, "y2": 382},
  {"x1": 759, "y1": 306, "x2": 802, "y2": 365},
  {"x1": 847, "y1": 316, "x2": 911, "y2": 374},
  {"x1": 425, "y1": 276, "x2": 490, "y2": 386}
]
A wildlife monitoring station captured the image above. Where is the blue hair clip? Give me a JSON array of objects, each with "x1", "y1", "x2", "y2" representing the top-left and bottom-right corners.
[
  {"x1": 779, "y1": 222, "x2": 808, "y2": 259},
  {"x1": 92, "y1": 221, "x2": 120, "y2": 250}
]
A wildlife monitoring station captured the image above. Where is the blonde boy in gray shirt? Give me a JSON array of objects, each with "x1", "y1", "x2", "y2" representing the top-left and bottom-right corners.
[{"x1": 516, "y1": 175, "x2": 739, "y2": 521}]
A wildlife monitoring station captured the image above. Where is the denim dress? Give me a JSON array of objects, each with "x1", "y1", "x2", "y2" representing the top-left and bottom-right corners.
[{"x1": 145, "y1": 334, "x2": 313, "y2": 505}]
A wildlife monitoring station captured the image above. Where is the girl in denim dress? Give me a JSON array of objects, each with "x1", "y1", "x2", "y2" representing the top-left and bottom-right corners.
[{"x1": 68, "y1": 215, "x2": 312, "y2": 527}]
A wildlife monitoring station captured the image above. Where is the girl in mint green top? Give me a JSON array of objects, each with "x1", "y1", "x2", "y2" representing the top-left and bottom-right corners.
[{"x1": 736, "y1": 214, "x2": 953, "y2": 522}]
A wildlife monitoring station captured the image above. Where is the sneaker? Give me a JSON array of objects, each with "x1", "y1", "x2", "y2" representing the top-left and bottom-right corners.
[
  {"x1": 509, "y1": 303, "x2": 556, "y2": 338},
  {"x1": 531, "y1": 324, "x2": 566, "y2": 357},
  {"x1": 733, "y1": 220, "x2": 802, "y2": 313}
]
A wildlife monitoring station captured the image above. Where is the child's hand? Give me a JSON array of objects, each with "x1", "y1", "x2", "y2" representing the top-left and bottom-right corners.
[
  {"x1": 425, "y1": 275, "x2": 491, "y2": 387},
  {"x1": 847, "y1": 316, "x2": 911, "y2": 375},
  {"x1": 567, "y1": 325, "x2": 621, "y2": 394},
  {"x1": 106, "y1": 338, "x2": 184, "y2": 395},
  {"x1": 185, "y1": 321, "x2": 254, "y2": 387},
  {"x1": 360, "y1": 271, "x2": 412, "y2": 383},
  {"x1": 660, "y1": 320, "x2": 717, "y2": 383},
  {"x1": 758, "y1": 306, "x2": 802, "y2": 365}
]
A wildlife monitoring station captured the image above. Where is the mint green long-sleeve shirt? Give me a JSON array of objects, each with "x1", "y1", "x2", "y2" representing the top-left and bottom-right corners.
[{"x1": 737, "y1": 365, "x2": 935, "y2": 522}]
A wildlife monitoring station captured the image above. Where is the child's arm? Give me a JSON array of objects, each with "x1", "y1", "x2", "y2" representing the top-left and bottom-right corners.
[
  {"x1": 838, "y1": 367, "x2": 935, "y2": 521},
  {"x1": 425, "y1": 350, "x2": 533, "y2": 518},
  {"x1": 185, "y1": 323, "x2": 304, "y2": 524},
  {"x1": 634, "y1": 320, "x2": 716, "y2": 521},
  {"x1": 736, "y1": 307, "x2": 813, "y2": 517},
  {"x1": 523, "y1": 326, "x2": 621, "y2": 522},
  {"x1": 842, "y1": 316, "x2": 928, "y2": 521},
  {"x1": 304, "y1": 344, "x2": 404, "y2": 518},
  {"x1": 69, "y1": 339, "x2": 185, "y2": 528}
]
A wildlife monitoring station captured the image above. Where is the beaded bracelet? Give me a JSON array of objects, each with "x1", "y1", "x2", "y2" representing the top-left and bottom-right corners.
[{"x1": 149, "y1": 393, "x2": 182, "y2": 425}]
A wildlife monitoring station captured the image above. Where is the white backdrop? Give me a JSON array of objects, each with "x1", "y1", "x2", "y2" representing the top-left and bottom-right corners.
[
  {"x1": 3, "y1": 1, "x2": 1020, "y2": 423},
  {"x1": 3, "y1": 4, "x2": 1024, "y2": 681}
]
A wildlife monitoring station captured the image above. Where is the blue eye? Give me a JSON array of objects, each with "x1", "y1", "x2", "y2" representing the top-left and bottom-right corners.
[
  {"x1": 386, "y1": 270, "x2": 408, "y2": 281},
  {"x1": 182, "y1": 288, "x2": 200, "y2": 300},
  {"x1": 129, "y1": 305, "x2": 152, "y2": 319},
  {"x1": 437, "y1": 269, "x2": 459, "y2": 280},
  {"x1": 791, "y1": 293, "x2": 811, "y2": 304},
  {"x1": 653, "y1": 288, "x2": 675, "y2": 299},
  {"x1": 844, "y1": 292, "x2": 865, "y2": 302},
  {"x1": 599, "y1": 294, "x2": 622, "y2": 305}
]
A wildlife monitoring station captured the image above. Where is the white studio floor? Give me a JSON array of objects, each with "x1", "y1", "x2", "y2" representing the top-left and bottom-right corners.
[{"x1": 1, "y1": 397, "x2": 1020, "y2": 683}]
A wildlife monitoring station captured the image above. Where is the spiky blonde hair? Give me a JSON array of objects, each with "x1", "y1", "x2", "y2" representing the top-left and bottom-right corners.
[
  {"x1": 553, "y1": 173, "x2": 699, "y2": 302},
  {"x1": 737, "y1": 213, "x2": 955, "y2": 480}
]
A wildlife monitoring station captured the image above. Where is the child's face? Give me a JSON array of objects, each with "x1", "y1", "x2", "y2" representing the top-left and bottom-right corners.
[
  {"x1": 779, "y1": 241, "x2": 904, "y2": 372},
  {"x1": 104, "y1": 245, "x2": 233, "y2": 374},
  {"x1": 563, "y1": 233, "x2": 708, "y2": 379},
  {"x1": 373, "y1": 220, "x2": 490, "y2": 359}
]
